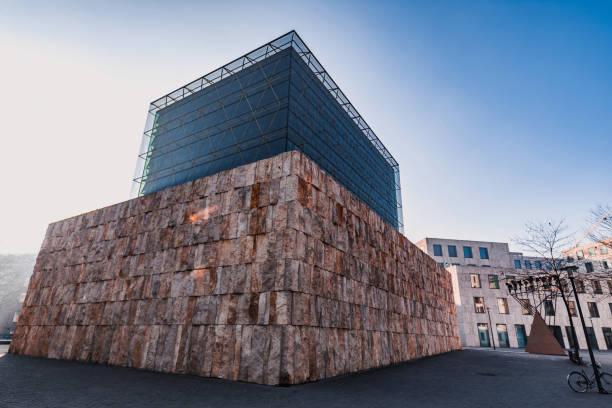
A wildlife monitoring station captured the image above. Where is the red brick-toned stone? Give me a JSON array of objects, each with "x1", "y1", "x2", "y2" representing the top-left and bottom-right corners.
[{"x1": 11, "y1": 151, "x2": 460, "y2": 385}]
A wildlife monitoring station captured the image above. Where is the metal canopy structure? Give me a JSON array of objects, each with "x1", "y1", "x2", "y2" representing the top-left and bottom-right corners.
[{"x1": 132, "y1": 30, "x2": 403, "y2": 231}]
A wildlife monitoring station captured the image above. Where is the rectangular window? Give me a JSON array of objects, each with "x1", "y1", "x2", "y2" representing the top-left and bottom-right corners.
[
  {"x1": 497, "y1": 298, "x2": 509, "y2": 314},
  {"x1": 603, "y1": 328, "x2": 612, "y2": 349},
  {"x1": 474, "y1": 297, "x2": 485, "y2": 313},
  {"x1": 479, "y1": 247, "x2": 489, "y2": 259},
  {"x1": 438, "y1": 262, "x2": 445, "y2": 267},
  {"x1": 463, "y1": 246, "x2": 473, "y2": 258},
  {"x1": 535, "y1": 261, "x2": 542, "y2": 269},
  {"x1": 585, "y1": 262, "x2": 594, "y2": 273},
  {"x1": 521, "y1": 299, "x2": 531, "y2": 315},
  {"x1": 577, "y1": 250, "x2": 584, "y2": 259},
  {"x1": 488, "y1": 274, "x2": 499, "y2": 289},
  {"x1": 608, "y1": 281, "x2": 612, "y2": 293},
  {"x1": 470, "y1": 274, "x2": 481, "y2": 288},
  {"x1": 514, "y1": 259, "x2": 522, "y2": 269},
  {"x1": 588, "y1": 247, "x2": 596, "y2": 256},
  {"x1": 609, "y1": 303, "x2": 612, "y2": 315},
  {"x1": 496, "y1": 324, "x2": 509, "y2": 348},
  {"x1": 448, "y1": 245, "x2": 457, "y2": 257},
  {"x1": 544, "y1": 300, "x2": 555, "y2": 316},
  {"x1": 593, "y1": 280, "x2": 603, "y2": 294},
  {"x1": 576, "y1": 280, "x2": 585, "y2": 293},
  {"x1": 525, "y1": 260, "x2": 532, "y2": 269},
  {"x1": 601, "y1": 246, "x2": 608, "y2": 255},
  {"x1": 588, "y1": 302, "x2": 600, "y2": 318},
  {"x1": 433, "y1": 244, "x2": 442, "y2": 256},
  {"x1": 603, "y1": 260, "x2": 610, "y2": 270},
  {"x1": 568, "y1": 300, "x2": 577, "y2": 317}
]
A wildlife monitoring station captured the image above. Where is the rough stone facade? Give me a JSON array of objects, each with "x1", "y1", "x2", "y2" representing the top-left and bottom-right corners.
[{"x1": 10, "y1": 151, "x2": 460, "y2": 385}]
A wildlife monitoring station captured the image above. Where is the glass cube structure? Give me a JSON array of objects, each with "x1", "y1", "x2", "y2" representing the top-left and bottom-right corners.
[{"x1": 132, "y1": 31, "x2": 403, "y2": 231}]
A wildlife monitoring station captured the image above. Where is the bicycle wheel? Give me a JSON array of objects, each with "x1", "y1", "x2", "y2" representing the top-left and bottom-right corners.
[
  {"x1": 568, "y1": 371, "x2": 589, "y2": 393},
  {"x1": 600, "y1": 372, "x2": 612, "y2": 393}
]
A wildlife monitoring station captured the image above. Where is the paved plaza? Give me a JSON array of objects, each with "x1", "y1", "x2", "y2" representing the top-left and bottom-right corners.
[{"x1": 0, "y1": 345, "x2": 610, "y2": 407}]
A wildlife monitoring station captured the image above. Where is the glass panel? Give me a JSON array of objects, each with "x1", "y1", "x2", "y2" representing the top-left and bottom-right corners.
[
  {"x1": 463, "y1": 246, "x2": 473, "y2": 258},
  {"x1": 479, "y1": 247, "x2": 489, "y2": 259},
  {"x1": 516, "y1": 325, "x2": 527, "y2": 347},
  {"x1": 448, "y1": 245, "x2": 457, "y2": 257},
  {"x1": 496, "y1": 324, "x2": 509, "y2": 347},
  {"x1": 477, "y1": 323, "x2": 490, "y2": 347},
  {"x1": 470, "y1": 274, "x2": 481, "y2": 288},
  {"x1": 488, "y1": 274, "x2": 499, "y2": 289},
  {"x1": 474, "y1": 297, "x2": 485, "y2": 313},
  {"x1": 433, "y1": 244, "x2": 442, "y2": 256}
]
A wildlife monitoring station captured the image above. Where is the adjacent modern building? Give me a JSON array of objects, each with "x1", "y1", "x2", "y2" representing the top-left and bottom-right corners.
[
  {"x1": 416, "y1": 237, "x2": 612, "y2": 351},
  {"x1": 132, "y1": 31, "x2": 403, "y2": 232}
]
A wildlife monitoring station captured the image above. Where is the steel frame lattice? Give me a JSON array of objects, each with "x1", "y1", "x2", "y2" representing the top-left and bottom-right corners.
[{"x1": 132, "y1": 30, "x2": 403, "y2": 232}]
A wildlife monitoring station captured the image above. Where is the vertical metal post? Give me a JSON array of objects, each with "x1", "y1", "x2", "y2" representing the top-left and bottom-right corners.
[
  {"x1": 554, "y1": 274, "x2": 580, "y2": 360},
  {"x1": 487, "y1": 306, "x2": 496, "y2": 350},
  {"x1": 566, "y1": 267, "x2": 606, "y2": 394}
]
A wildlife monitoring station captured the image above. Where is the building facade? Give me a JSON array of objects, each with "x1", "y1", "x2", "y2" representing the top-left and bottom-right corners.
[
  {"x1": 416, "y1": 237, "x2": 612, "y2": 351},
  {"x1": 132, "y1": 31, "x2": 403, "y2": 231}
]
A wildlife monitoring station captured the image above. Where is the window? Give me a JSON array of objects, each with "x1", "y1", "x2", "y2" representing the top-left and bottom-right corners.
[
  {"x1": 588, "y1": 302, "x2": 600, "y2": 318},
  {"x1": 601, "y1": 246, "x2": 608, "y2": 255},
  {"x1": 577, "y1": 250, "x2": 584, "y2": 259},
  {"x1": 567, "y1": 255, "x2": 575, "y2": 262},
  {"x1": 525, "y1": 260, "x2": 532, "y2": 269},
  {"x1": 479, "y1": 247, "x2": 489, "y2": 259},
  {"x1": 544, "y1": 300, "x2": 555, "y2": 316},
  {"x1": 603, "y1": 260, "x2": 610, "y2": 270},
  {"x1": 488, "y1": 274, "x2": 499, "y2": 289},
  {"x1": 521, "y1": 299, "x2": 531, "y2": 315},
  {"x1": 470, "y1": 274, "x2": 481, "y2": 288},
  {"x1": 609, "y1": 303, "x2": 612, "y2": 316},
  {"x1": 448, "y1": 245, "x2": 457, "y2": 257},
  {"x1": 588, "y1": 247, "x2": 596, "y2": 257},
  {"x1": 497, "y1": 298, "x2": 509, "y2": 314},
  {"x1": 608, "y1": 281, "x2": 612, "y2": 293},
  {"x1": 576, "y1": 279, "x2": 585, "y2": 293},
  {"x1": 474, "y1": 297, "x2": 485, "y2": 313},
  {"x1": 535, "y1": 261, "x2": 542, "y2": 269},
  {"x1": 568, "y1": 301, "x2": 577, "y2": 317},
  {"x1": 545, "y1": 263, "x2": 553, "y2": 270},
  {"x1": 497, "y1": 324, "x2": 509, "y2": 347},
  {"x1": 433, "y1": 244, "x2": 442, "y2": 256},
  {"x1": 585, "y1": 262, "x2": 594, "y2": 273},
  {"x1": 593, "y1": 280, "x2": 603, "y2": 294},
  {"x1": 506, "y1": 275, "x2": 515, "y2": 281},
  {"x1": 463, "y1": 246, "x2": 473, "y2": 258},
  {"x1": 438, "y1": 262, "x2": 445, "y2": 267},
  {"x1": 514, "y1": 260, "x2": 522, "y2": 269}
]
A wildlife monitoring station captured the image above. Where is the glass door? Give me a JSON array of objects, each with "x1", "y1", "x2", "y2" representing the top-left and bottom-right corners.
[
  {"x1": 478, "y1": 323, "x2": 490, "y2": 347},
  {"x1": 497, "y1": 324, "x2": 509, "y2": 348},
  {"x1": 515, "y1": 324, "x2": 527, "y2": 348},
  {"x1": 586, "y1": 327, "x2": 599, "y2": 350}
]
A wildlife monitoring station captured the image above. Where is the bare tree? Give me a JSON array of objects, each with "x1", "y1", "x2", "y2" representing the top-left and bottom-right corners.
[
  {"x1": 512, "y1": 219, "x2": 581, "y2": 359},
  {"x1": 587, "y1": 204, "x2": 612, "y2": 249}
]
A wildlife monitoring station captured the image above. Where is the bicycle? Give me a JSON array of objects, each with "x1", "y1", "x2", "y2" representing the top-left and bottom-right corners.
[{"x1": 567, "y1": 363, "x2": 612, "y2": 393}]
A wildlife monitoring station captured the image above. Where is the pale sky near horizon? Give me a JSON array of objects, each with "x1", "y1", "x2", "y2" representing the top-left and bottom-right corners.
[{"x1": 1, "y1": 0, "x2": 611, "y2": 255}]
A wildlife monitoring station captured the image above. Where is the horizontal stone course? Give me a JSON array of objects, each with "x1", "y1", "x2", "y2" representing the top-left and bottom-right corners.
[{"x1": 11, "y1": 151, "x2": 460, "y2": 385}]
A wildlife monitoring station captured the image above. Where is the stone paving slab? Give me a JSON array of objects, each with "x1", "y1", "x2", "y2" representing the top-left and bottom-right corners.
[{"x1": 1, "y1": 347, "x2": 611, "y2": 408}]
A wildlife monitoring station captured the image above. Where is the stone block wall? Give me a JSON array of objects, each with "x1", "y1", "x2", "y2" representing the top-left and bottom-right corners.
[{"x1": 10, "y1": 151, "x2": 460, "y2": 385}]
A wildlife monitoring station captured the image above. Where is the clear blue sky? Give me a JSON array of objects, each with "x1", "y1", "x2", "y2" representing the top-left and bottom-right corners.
[{"x1": 1, "y1": 0, "x2": 611, "y2": 253}]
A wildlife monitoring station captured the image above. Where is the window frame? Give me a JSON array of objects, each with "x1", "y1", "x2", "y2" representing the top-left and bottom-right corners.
[
  {"x1": 479, "y1": 247, "x2": 489, "y2": 260},
  {"x1": 433, "y1": 244, "x2": 442, "y2": 257},
  {"x1": 448, "y1": 245, "x2": 457, "y2": 257},
  {"x1": 474, "y1": 297, "x2": 486, "y2": 313},
  {"x1": 488, "y1": 274, "x2": 499, "y2": 289},
  {"x1": 588, "y1": 302, "x2": 600, "y2": 318},
  {"x1": 463, "y1": 246, "x2": 473, "y2": 258},
  {"x1": 470, "y1": 274, "x2": 481, "y2": 288},
  {"x1": 497, "y1": 298, "x2": 509, "y2": 314}
]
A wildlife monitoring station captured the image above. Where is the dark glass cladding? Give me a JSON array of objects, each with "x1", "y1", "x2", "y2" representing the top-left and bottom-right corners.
[{"x1": 140, "y1": 47, "x2": 400, "y2": 229}]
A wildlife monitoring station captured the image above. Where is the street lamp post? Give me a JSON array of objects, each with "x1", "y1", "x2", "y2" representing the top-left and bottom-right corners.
[
  {"x1": 553, "y1": 274, "x2": 581, "y2": 362},
  {"x1": 487, "y1": 306, "x2": 496, "y2": 350},
  {"x1": 562, "y1": 265, "x2": 607, "y2": 394}
]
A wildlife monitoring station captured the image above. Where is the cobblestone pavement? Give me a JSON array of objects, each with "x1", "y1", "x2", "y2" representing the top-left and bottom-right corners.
[{"x1": 0, "y1": 345, "x2": 611, "y2": 407}]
